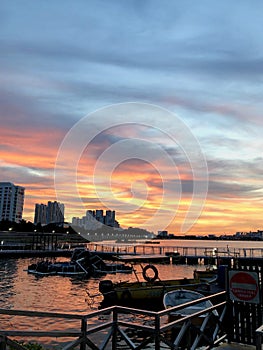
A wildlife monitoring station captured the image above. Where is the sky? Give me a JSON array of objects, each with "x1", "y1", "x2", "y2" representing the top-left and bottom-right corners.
[{"x1": 1, "y1": 1, "x2": 263, "y2": 236}]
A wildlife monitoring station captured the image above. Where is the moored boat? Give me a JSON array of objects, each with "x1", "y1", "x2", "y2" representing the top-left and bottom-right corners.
[
  {"x1": 193, "y1": 265, "x2": 218, "y2": 281},
  {"x1": 27, "y1": 260, "x2": 58, "y2": 276},
  {"x1": 27, "y1": 248, "x2": 133, "y2": 277},
  {"x1": 27, "y1": 248, "x2": 92, "y2": 277},
  {"x1": 163, "y1": 289, "x2": 217, "y2": 319},
  {"x1": 98, "y1": 264, "x2": 213, "y2": 310},
  {"x1": 90, "y1": 255, "x2": 133, "y2": 275},
  {"x1": 163, "y1": 289, "x2": 219, "y2": 347}
]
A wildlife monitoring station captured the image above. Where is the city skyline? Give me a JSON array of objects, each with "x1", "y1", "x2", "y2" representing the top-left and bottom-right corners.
[
  {"x1": 72, "y1": 209, "x2": 119, "y2": 231},
  {"x1": 1, "y1": 2, "x2": 263, "y2": 235}
]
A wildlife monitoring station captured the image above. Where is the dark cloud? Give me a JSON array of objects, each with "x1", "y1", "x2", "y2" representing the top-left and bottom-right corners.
[
  {"x1": 207, "y1": 157, "x2": 263, "y2": 199},
  {"x1": 208, "y1": 180, "x2": 262, "y2": 199}
]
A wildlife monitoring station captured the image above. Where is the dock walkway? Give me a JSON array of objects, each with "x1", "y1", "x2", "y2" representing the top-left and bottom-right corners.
[
  {"x1": 88, "y1": 242, "x2": 263, "y2": 267},
  {"x1": 216, "y1": 343, "x2": 255, "y2": 349}
]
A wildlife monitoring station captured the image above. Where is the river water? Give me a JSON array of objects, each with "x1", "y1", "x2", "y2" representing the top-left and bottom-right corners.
[{"x1": 0, "y1": 239, "x2": 262, "y2": 347}]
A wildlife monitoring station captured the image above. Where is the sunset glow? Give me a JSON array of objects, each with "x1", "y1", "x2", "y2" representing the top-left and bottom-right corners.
[{"x1": 1, "y1": 1, "x2": 263, "y2": 235}]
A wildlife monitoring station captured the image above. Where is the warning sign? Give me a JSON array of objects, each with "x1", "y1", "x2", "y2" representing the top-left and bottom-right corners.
[{"x1": 228, "y1": 271, "x2": 260, "y2": 304}]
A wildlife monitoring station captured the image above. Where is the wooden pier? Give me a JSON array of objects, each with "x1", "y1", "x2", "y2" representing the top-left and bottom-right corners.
[
  {"x1": 87, "y1": 242, "x2": 263, "y2": 267},
  {"x1": 0, "y1": 242, "x2": 263, "y2": 268}
]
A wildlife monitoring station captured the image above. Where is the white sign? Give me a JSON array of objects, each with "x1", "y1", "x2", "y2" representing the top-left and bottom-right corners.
[{"x1": 229, "y1": 271, "x2": 260, "y2": 304}]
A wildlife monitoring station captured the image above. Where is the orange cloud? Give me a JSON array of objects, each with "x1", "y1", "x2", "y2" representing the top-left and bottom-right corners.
[{"x1": 2, "y1": 123, "x2": 263, "y2": 236}]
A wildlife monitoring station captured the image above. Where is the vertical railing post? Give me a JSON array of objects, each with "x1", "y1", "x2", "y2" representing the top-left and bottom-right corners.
[
  {"x1": 154, "y1": 313, "x2": 160, "y2": 350},
  {"x1": 256, "y1": 326, "x2": 263, "y2": 350},
  {"x1": 112, "y1": 307, "x2": 118, "y2": 350},
  {"x1": 80, "y1": 316, "x2": 87, "y2": 350},
  {"x1": 0, "y1": 336, "x2": 6, "y2": 350}
]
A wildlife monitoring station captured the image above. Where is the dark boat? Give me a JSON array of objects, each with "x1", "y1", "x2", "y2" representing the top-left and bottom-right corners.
[
  {"x1": 27, "y1": 248, "x2": 92, "y2": 277},
  {"x1": 27, "y1": 248, "x2": 133, "y2": 277},
  {"x1": 98, "y1": 264, "x2": 213, "y2": 310},
  {"x1": 89, "y1": 255, "x2": 133, "y2": 275}
]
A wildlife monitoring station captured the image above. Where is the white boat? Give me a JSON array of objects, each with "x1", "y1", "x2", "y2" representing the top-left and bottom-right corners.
[
  {"x1": 163, "y1": 289, "x2": 219, "y2": 348},
  {"x1": 163, "y1": 289, "x2": 217, "y2": 319}
]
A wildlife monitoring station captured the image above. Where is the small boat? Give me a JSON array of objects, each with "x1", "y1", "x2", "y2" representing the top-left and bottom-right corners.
[
  {"x1": 27, "y1": 247, "x2": 92, "y2": 277},
  {"x1": 27, "y1": 248, "x2": 133, "y2": 277},
  {"x1": 98, "y1": 264, "x2": 211, "y2": 310},
  {"x1": 163, "y1": 289, "x2": 217, "y2": 319},
  {"x1": 163, "y1": 289, "x2": 219, "y2": 347},
  {"x1": 27, "y1": 260, "x2": 58, "y2": 276},
  {"x1": 193, "y1": 266, "x2": 218, "y2": 281},
  {"x1": 90, "y1": 255, "x2": 133, "y2": 275}
]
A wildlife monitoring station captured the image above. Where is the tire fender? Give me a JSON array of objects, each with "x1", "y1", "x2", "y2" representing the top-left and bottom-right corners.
[{"x1": 142, "y1": 264, "x2": 159, "y2": 282}]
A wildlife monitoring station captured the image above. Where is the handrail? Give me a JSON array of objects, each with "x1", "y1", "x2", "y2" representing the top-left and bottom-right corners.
[
  {"x1": 87, "y1": 242, "x2": 263, "y2": 259},
  {"x1": 0, "y1": 291, "x2": 227, "y2": 350},
  {"x1": 256, "y1": 325, "x2": 263, "y2": 350}
]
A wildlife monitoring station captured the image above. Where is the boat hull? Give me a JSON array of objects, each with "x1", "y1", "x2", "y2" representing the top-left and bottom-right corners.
[
  {"x1": 27, "y1": 249, "x2": 133, "y2": 278},
  {"x1": 163, "y1": 289, "x2": 215, "y2": 315},
  {"x1": 163, "y1": 289, "x2": 219, "y2": 346},
  {"x1": 99, "y1": 278, "x2": 210, "y2": 310}
]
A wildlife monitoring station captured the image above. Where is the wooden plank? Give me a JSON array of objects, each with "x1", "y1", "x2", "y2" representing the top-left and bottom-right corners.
[
  {"x1": 0, "y1": 330, "x2": 81, "y2": 337},
  {"x1": 0, "y1": 308, "x2": 83, "y2": 319}
]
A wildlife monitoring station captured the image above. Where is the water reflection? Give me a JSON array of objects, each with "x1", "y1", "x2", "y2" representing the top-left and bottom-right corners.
[
  {"x1": 0, "y1": 258, "x2": 199, "y2": 311},
  {"x1": 0, "y1": 257, "x2": 205, "y2": 348},
  {"x1": 0, "y1": 259, "x2": 18, "y2": 308}
]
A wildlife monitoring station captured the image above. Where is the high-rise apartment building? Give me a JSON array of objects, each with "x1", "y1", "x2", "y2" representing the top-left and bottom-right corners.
[
  {"x1": 34, "y1": 201, "x2": 64, "y2": 225},
  {"x1": 0, "y1": 182, "x2": 25, "y2": 223},
  {"x1": 105, "y1": 210, "x2": 116, "y2": 226},
  {"x1": 34, "y1": 203, "x2": 47, "y2": 225},
  {"x1": 72, "y1": 209, "x2": 119, "y2": 230},
  {"x1": 47, "y1": 201, "x2": 64, "y2": 224}
]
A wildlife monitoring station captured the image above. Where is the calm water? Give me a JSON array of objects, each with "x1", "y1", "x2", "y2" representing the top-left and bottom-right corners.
[
  {"x1": 0, "y1": 239, "x2": 262, "y2": 347},
  {"x1": 1, "y1": 240, "x2": 263, "y2": 312}
]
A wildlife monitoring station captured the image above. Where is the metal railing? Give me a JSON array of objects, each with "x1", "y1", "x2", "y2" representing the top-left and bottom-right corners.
[
  {"x1": 0, "y1": 291, "x2": 227, "y2": 350},
  {"x1": 88, "y1": 242, "x2": 263, "y2": 259},
  {"x1": 256, "y1": 325, "x2": 263, "y2": 350}
]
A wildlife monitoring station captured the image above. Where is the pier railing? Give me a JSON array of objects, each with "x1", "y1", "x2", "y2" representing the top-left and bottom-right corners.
[
  {"x1": 88, "y1": 242, "x2": 263, "y2": 260},
  {"x1": 0, "y1": 291, "x2": 227, "y2": 350}
]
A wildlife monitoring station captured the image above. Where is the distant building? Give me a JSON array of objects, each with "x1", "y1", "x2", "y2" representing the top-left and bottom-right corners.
[
  {"x1": 34, "y1": 203, "x2": 47, "y2": 225},
  {"x1": 72, "y1": 209, "x2": 119, "y2": 230},
  {"x1": 47, "y1": 201, "x2": 64, "y2": 224},
  {"x1": 157, "y1": 230, "x2": 168, "y2": 238},
  {"x1": 234, "y1": 230, "x2": 263, "y2": 240},
  {"x1": 34, "y1": 201, "x2": 64, "y2": 225},
  {"x1": 105, "y1": 210, "x2": 116, "y2": 226},
  {"x1": 0, "y1": 182, "x2": 25, "y2": 223}
]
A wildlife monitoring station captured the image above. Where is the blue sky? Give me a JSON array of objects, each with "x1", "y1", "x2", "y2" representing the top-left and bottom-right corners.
[{"x1": 1, "y1": 1, "x2": 263, "y2": 235}]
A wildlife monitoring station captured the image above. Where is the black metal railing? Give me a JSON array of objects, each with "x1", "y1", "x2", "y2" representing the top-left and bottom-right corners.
[{"x1": 0, "y1": 291, "x2": 227, "y2": 350}]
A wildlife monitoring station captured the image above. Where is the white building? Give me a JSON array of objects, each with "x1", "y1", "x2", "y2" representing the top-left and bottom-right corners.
[{"x1": 0, "y1": 182, "x2": 25, "y2": 223}]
